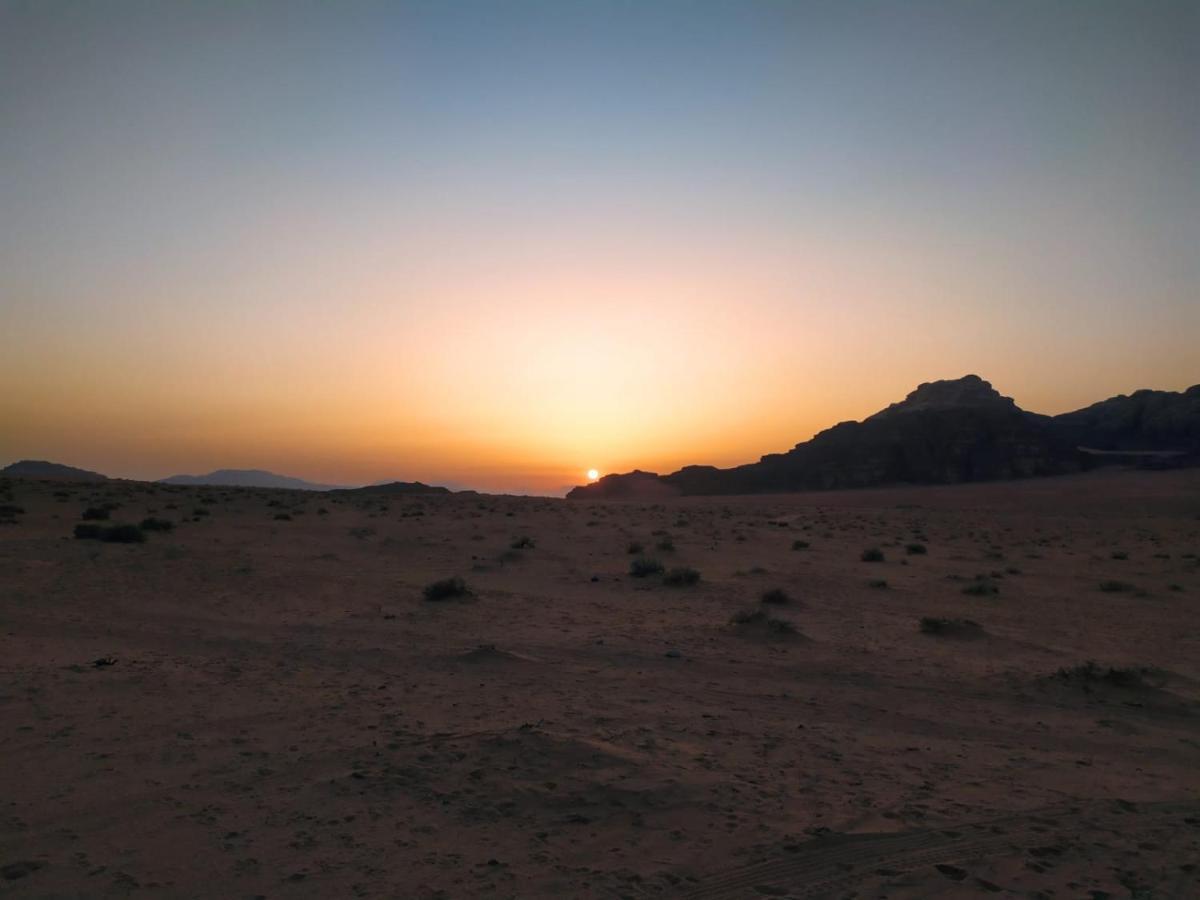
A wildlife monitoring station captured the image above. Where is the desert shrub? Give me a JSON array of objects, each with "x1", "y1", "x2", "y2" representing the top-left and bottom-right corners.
[
  {"x1": 139, "y1": 517, "x2": 173, "y2": 532},
  {"x1": 861, "y1": 547, "x2": 884, "y2": 562},
  {"x1": 81, "y1": 506, "x2": 111, "y2": 521},
  {"x1": 193, "y1": 507, "x2": 210, "y2": 517},
  {"x1": 656, "y1": 538, "x2": 676, "y2": 552},
  {"x1": 868, "y1": 578, "x2": 889, "y2": 589},
  {"x1": 102, "y1": 524, "x2": 146, "y2": 543},
  {"x1": 791, "y1": 539, "x2": 810, "y2": 550},
  {"x1": 919, "y1": 616, "x2": 982, "y2": 637},
  {"x1": 510, "y1": 535, "x2": 535, "y2": 549},
  {"x1": 273, "y1": 513, "x2": 292, "y2": 521},
  {"x1": 423, "y1": 577, "x2": 470, "y2": 601},
  {"x1": 1054, "y1": 661, "x2": 1163, "y2": 689},
  {"x1": 630, "y1": 556, "x2": 664, "y2": 578},
  {"x1": 317, "y1": 507, "x2": 329, "y2": 515},
  {"x1": 730, "y1": 608, "x2": 797, "y2": 634},
  {"x1": 905, "y1": 543, "x2": 927, "y2": 555},
  {"x1": 74, "y1": 523, "x2": 103, "y2": 540},
  {"x1": 1110, "y1": 550, "x2": 1128, "y2": 560},
  {"x1": 0, "y1": 504, "x2": 25, "y2": 517},
  {"x1": 962, "y1": 578, "x2": 998, "y2": 596},
  {"x1": 760, "y1": 587, "x2": 792, "y2": 605},
  {"x1": 1099, "y1": 580, "x2": 1133, "y2": 593},
  {"x1": 626, "y1": 541, "x2": 644, "y2": 555},
  {"x1": 663, "y1": 566, "x2": 700, "y2": 586}
]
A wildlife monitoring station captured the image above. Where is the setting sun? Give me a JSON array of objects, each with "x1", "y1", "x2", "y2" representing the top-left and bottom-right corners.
[{"x1": 587, "y1": 469, "x2": 600, "y2": 481}]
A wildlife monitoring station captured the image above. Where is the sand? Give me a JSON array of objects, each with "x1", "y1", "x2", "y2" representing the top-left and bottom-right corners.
[{"x1": 1, "y1": 468, "x2": 1198, "y2": 898}]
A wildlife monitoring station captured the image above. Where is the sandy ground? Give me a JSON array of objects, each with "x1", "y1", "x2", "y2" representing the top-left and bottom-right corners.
[{"x1": 1, "y1": 469, "x2": 1198, "y2": 898}]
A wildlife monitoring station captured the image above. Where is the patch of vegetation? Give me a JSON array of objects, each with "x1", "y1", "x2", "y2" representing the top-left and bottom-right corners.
[
  {"x1": 860, "y1": 547, "x2": 885, "y2": 562},
  {"x1": 273, "y1": 513, "x2": 292, "y2": 521},
  {"x1": 760, "y1": 587, "x2": 792, "y2": 605},
  {"x1": 919, "y1": 617, "x2": 983, "y2": 637},
  {"x1": 905, "y1": 542, "x2": 927, "y2": 555},
  {"x1": 1054, "y1": 661, "x2": 1164, "y2": 690},
  {"x1": 730, "y1": 608, "x2": 797, "y2": 634},
  {"x1": 962, "y1": 577, "x2": 999, "y2": 596},
  {"x1": 868, "y1": 579, "x2": 889, "y2": 589},
  {"x1": 626, "y1": 541, "x2": 644, "y2": 555},
  {"x1": 422, "y1": 577, "x2": 471, "y2": 601},
  {"x1": 656, "y1": 538, "x2": 676, "y2": 553},
  {"x1": 791, "y1": 540, "x2": 809, "y2": 550},
  {"x1": 663, "y1": 566, "x2": 700, "y2": 587},
  {"x1": 1099, "y1": 580, "x2": 1134, "y2": 593},
  {"x1": 74, "y1": 523, "x2": 104, "y2": 540},
  {"x1": 1110, "y1": 550, "x2": 1128, "y2": 560},
  {"x1": 510, "y1": 536, "x2": 536, "y2": 550},
  {"x1": 139, "y1": 517, "x2": 173, "y2": 532},
  {"x1": 630, "y1": 556, "x2": 665, "y2": 578},
  {"x1": 81, "y1": 506, "x2": 111, "y2": 521}
]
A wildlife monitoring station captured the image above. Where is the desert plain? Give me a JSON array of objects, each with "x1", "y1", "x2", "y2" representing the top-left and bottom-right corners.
[{"x1": 1, "y1": 468, "x2": 1198, "y2": 898}]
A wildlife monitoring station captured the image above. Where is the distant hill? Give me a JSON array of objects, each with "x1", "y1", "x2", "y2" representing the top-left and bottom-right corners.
[
  {"x1": 0, "y1": 460, "x2": 108, "y2": 482},
  {"x1": 569, "y1": 376, "x2": 1200, "y2": 499},
  {"x1": 336, "y1": 481, "x2": 452, "y2": 495},
  {"x1": 160, "y1": 469, "x2": 343, "y2": 491}
]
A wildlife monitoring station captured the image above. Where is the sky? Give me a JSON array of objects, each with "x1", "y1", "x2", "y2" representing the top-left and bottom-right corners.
[{"x1": 1, "y1": 1, "x2": 1197, "y2": 494}]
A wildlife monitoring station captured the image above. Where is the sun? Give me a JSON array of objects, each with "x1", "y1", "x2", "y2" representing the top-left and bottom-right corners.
[{"x1": 586, "y1": 468, "x2": 600, "y2": 481}]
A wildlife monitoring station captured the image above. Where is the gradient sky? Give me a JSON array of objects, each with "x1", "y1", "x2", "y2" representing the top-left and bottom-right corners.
[{"x1": 2, "y1": 1, "x2": 1197, "y2": 494}]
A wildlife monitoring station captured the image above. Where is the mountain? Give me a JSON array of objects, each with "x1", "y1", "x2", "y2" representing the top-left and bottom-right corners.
[
  {"x1": 1052, "y1": 385, "x2": 1200, "y2": 452},
  {"x1": 336, "y1": 481, "x2": 452, "y2": 495},
  {"x1": 160, "y1": 469, "x2": 343, "y2": 491},
  {"x1": 0, "y1": 460, "x2": 108, "y2": 482},
  {"x1": 569, "y1": 376, "x2": 1199, "y2": 499}
]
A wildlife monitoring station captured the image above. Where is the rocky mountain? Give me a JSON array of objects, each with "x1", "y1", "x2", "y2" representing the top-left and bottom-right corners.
[
  {"x1": 0, "y1": 460, "x2": 108, "y2": 482},
  {"x1": 336, "y1": 481, "x2": 453, "y2": 496},
  {"x1": 569, "y1": 376, "x2": 1199, "y2": 499},
  {"x1": 160, "y1": 469, "x2": 343, "y2": 491}
]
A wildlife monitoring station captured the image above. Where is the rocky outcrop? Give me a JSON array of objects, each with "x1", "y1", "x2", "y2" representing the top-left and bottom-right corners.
[
  {"x1": 568, "y1": 376, "x2": 1198, "y2": 498},
  {"x1": 0, "y1": 460, "x2": 108, "y2": 482}
]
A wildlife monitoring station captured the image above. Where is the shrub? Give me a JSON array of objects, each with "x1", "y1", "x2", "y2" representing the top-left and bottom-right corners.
[
  {"x1": 868, "y1": 579, "x2": 889, "y2": 589},
  {"x1": 102, "y1": 524, "x2": 146, "y2": 543},
  {"x1": 1110, "y1": 550, "x2": 1128, "y2": 560},
  {"x1": 760, "y1": 588, "x2": 792, "y2": 605},
  {"x1": 626, "y1": 541, "x2": 644, "y2": 555},
  {"x1": 630, "y1": 556, "x2": 664, "y2": 578},
  {"x1": 74, "y1": 523, "x2": 103, "y2": 540},
  {"x1": 730, "y1": 608, "x2": 797, "y2": 634},
  {"x1": 1099, "y1": 580, "x2": 1133, "y2": 593},
  {"x1": 962, "y1": 579, "x2": 998, "y2": 596},
  {"x1": 919, "y1": 617, "x2": 983, "y2": 637},
  {"x1": 510, "y1": 536, "x2": 535, "y2": 550},
  {"x1": 423, "y1": 577, "x2": 470, "y2": 601},
  {"x1": 273, "y1": 513, "x2": 292, "y2": 521},
  {"x1": 139, "y1": 517, "x2": 174, "y2": 532},
  {"x1": 663, "y1": 567, "x2": 700, "y2": 586},
  {"x1": 1054, "y1": 661, "x2": 1162, "y2": 689},
  {"x1": 861, "y1": 547, "x2": 884, "y2": 562},
  {"x1": 656, "y1": 538, "x2": 676, "y2": 553},
  {"x1": 905, "y1": 543, "x2": 927, "y2": 555},
  {"x1": 81, "y1": 506, "x2": 111, "y2": 521},
  {"x1": 791, "y1": 540, "x2": 809, "y2": 550}
]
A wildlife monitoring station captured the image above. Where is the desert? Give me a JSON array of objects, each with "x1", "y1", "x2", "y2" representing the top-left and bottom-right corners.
[{"x1": 2, "y1": 467, "x2": 1198, "y2": 898}]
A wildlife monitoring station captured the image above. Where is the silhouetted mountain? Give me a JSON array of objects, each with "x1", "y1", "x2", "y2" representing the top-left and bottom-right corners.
[
  {"x1": 1053, "y1": 385, "x2": 1200, "y2": 452},
  {"x1": 569, "y1": 376, "x2": 1199, "y2": 498},
  {"x1": 160, "y1": 469, "x2": 343, "y2": 491},
  {"x1": 0, "y1": 460, "x2": 108, "y2": 482},
  {"x1": 337, "y1": 481, "x2": 452, "y2": 495}
]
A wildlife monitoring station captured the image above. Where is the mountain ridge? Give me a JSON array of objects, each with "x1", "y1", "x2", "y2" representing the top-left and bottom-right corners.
[{"x1": 569, "y1": 376, "x2": 1199, "y2": 499}]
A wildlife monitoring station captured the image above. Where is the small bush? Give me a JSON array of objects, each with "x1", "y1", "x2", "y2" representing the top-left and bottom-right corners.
[
  {"x1": 626, "y1": 541, "x2": 644, "y2": 555},
  {"x1": 630, "y1": 556, "x2": 664, "y2": 578},
  {"x1": 273, "y1": 513, "x2": 292, "y2": 521},
  {"x1": 102, "y1": 524, "x2": 146, "y2": 543},
  {"x1": 1099, "y1": 580, "x2": 1133, "y2": 593},
  {"x1": 1110, "y1": 550, "x2": 1128, "y2": 560},
  {"x1": 962, "y1": 579, "x2": 998, "y2": 596},
  {"x1": 74, "y1": 523, "x2": 104, "y2": 540},
  {"x1": 760, "y1": 588, "x2": 792, "y2": 605},
  {"x1": 663, "y1": 567, "x2": 700, "y2": 586},
  {"x1": 0, "y1": 504, "x2": 25, "y2": 517},
  {"x1": 861, "y1": 547, "x2": 884, "y2": 562},
  {"x1": 791, "y1": 540, "x2": 809, "y2": 550},
  {"x1": 920, "y1": 617, "x2": 983, "y2": 637},
  {"x1": 81, "y1": 506, "x2": 111, "y2": 521},
  {"x1": 868, "y1": 579, "x2": 889, "y2": 589},
  {"x1": 730, "y1": 608, "x2": 797, "y2": 634},
  {"x1": 510, "y1": 536, "x2": 535, "y2": 550},
  {"x1": 656, "y1": 538, "x2": 676, "y2": 553},
  {"x1": 905, "y1": 543, "x2": 927, "y2": 555},
  {"x1": 1054, "y1": 661, "x2": 1162, "y2": 690},
  {"x1": 139, "y1": 517, "x2": 173, "y2": 532},
  {"x1": 423, "y1": 577, "x2": 470, "y2": 601}
]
